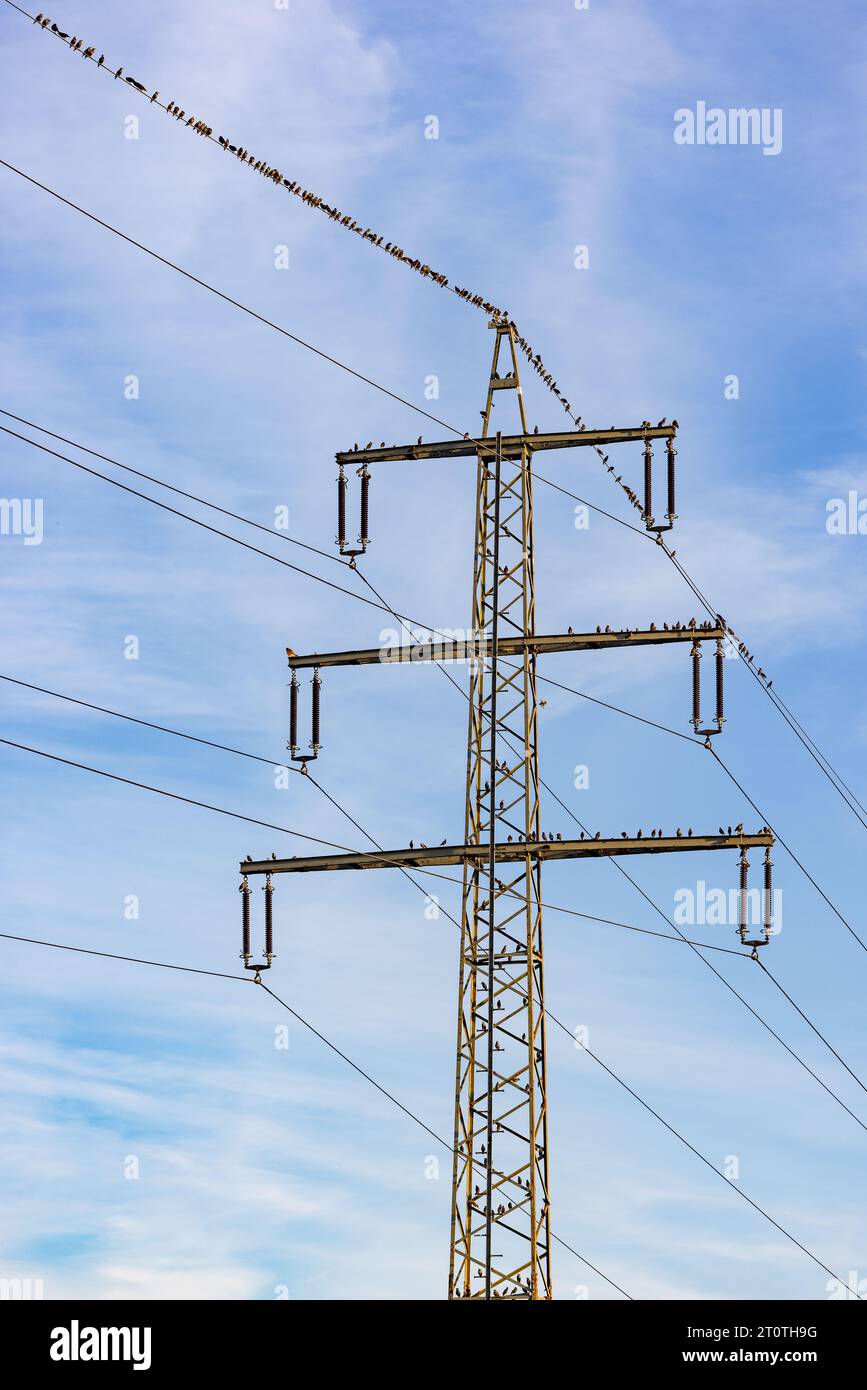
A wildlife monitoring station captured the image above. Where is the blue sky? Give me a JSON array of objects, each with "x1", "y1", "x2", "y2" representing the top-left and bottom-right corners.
[{"x1": 1, "y1": 0, "x2": 866, "y2": 1300}]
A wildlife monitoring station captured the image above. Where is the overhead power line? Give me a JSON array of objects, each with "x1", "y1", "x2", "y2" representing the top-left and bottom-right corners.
[
  {"x1": 3, "y1": 412, "x2": 694, "y2": 739},
  {"x1": 3, "y1": 920, "x2": 848, "y2": 1297},
  {"x1": 8, "y1": 420, "x2": 866, "y2": 1119},
  {"x1": 0, "y1": 406, "x2": 354, "y2": 572},
  {"x1": 0, "y1": 158, "x2": 463, "y2": 436},
  {"x1": 337, "y1": 553, "x2": 867, "y2": 1114},
  {"x1": 5, "y1": 5, "x2": 861, "y2": 1295},
  {"x1": 709, "y1": 746, "x2": 867, "y2": 955},
  {"x1": 3, "y1": 722, "x2": 862, "y2": 1287},
  {"x1": 0, "y1": 687, "x2": 743, "y2": 955},
  {"x1": 0, "y1": 421, "x2": 410, "y2": 619},
  {"x1": 0, "y1": 923, "x2": 632, "y2": 1298},
  {"x1": 536, "y1": 771, "x2": 867, "y2": 1132},
  {"x1": 0, "y1": 734, "x2": 353, "y2": 853},
  {"x1": 568, "y1": 1024, "x2": 860, "y2": 1296},
  {"x1": 5, "y1": 3, "x2": 864, "y2": 838},
  {"x1": 4, "y1": 151, "x2": 860, "y2": 839},
  {"x1": 0, "y1": 928, "x2": 254, "y2": 983},
  {"x1": 8, "y1": 671, "x2": 864, "y2": 1121}
]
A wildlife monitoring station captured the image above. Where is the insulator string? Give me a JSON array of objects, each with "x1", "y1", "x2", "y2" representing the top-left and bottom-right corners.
[
  {"x1": 241, "y1": 875, "x2": 251, "y2": 960},
  {"x1": 289, "y1": 671, "x2": 299, "y2": 754},
  {"x1": 739, "y1": 850, "x2": 749, "y2": 943},
  {"x1": 264, "y1": 874, "x2": 274, "y2": 958},
  {"x1": 666, "y1": 439, "x2": 676, "y2": 521},
  {"x1": 764, "y1": 849, "x2": 773, "y2": 941},
  {"x1": 337, "y1": 465, "x2": 347, "y2": 548},
  {"x1": 311, "y1": 669, "x2": 321, "y2": 752},
  {"x1": 359, "y1": 465, "x2": 370, "y2": 546}
]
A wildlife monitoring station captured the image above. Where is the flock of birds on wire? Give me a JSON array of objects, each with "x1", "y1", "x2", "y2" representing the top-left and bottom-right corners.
[
  {"x1": 400, "y1": 824, "x2": 769, "y2": 849},
  {"x1": 30, "y1": 11, "x2": 777, "y2": 703}
]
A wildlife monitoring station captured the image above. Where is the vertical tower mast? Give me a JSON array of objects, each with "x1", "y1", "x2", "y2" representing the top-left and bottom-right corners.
[{"x1": 449, "y1": 322, "x2": 551, "y2": 1300}]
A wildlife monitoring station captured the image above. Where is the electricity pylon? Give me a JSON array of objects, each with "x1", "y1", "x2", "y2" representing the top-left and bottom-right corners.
[{"x1": 237, "y1": 320, "x2": 775, "y2": 1300}]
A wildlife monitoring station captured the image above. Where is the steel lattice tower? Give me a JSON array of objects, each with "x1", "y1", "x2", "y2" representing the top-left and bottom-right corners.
[
  {"x1": 238, "y1": 320, "x2": 776, "y2": 1301},
  {"x1": 449, "y1": 322, "x2": 551, "y2": 1300}
]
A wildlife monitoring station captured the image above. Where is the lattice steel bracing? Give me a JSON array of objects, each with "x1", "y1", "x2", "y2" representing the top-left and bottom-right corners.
[{"x1": 448, "y1": 323, "x2": 551, "y2": 1301}]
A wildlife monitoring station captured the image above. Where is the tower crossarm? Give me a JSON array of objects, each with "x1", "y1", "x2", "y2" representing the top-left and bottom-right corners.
[
  {"x1": 285, "y1": 625, "x2": 725, "y2": 670},
  {"x1": 335, "y1": 424, "x2": 676, "y2": 467},
  {"x1": 240, "y1": 831, "x2": 773, "y2": 877}
]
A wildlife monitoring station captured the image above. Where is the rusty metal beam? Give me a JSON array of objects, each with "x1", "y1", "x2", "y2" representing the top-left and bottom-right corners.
[
  {"x1": 286, "y1": 625, "x2": 724, "y2": 670},
  {"x1": 335, "y1": 424, "x2": 677, "y2": 467},
  {"x1": 240, "y1": 831, "x2": 773, "y2": 877}
]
